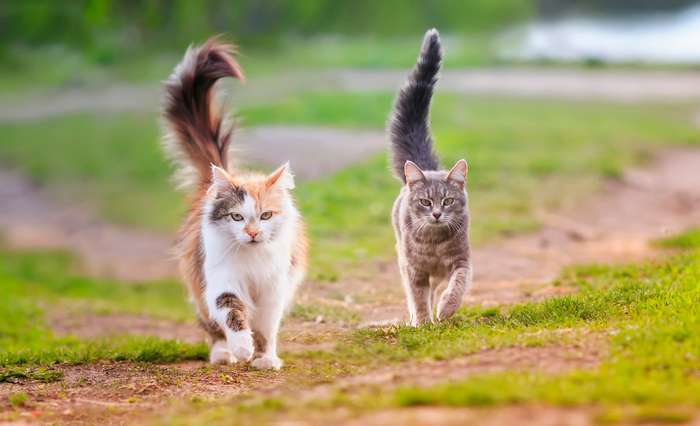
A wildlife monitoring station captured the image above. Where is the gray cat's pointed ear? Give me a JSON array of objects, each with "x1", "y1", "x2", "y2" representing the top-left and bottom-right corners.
[
  {"x1": 404, "y1": 161, "x2": 426, "y2": 186},
  {"x1": 446, "y1": 159, "x2": 468, "y2": 185}
]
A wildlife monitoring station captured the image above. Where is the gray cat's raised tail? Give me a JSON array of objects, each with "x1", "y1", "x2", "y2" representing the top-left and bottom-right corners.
[{"x1": 389, "y1": 28, "x2": 442, "y2": 183}]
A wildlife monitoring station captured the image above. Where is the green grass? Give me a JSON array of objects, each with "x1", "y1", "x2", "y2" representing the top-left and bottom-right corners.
[
  {"x1": 0, "y1": 367, "x2": 63, "y2": 384},
  {"x1": 289, "y1": 303, "x2": 360, "y2": 325},
  {"x1": 0, "y1": 248, "x2": 206, "y2": 368},
  {"x1": 657, "y1": 228, "x2": 700, "y2": 249},
  {"x1": 7, "y1": 392, "x2": 29, "y2": 407},
  {"x1": 1, "y1": 95, "x2": 698, "y2": 279},
  {"x1": 158, "y1": 230, "x2": 700, "y2": 424},
  {"x1": 0, "y1": 248, "x2": 192, "y2": 320}
]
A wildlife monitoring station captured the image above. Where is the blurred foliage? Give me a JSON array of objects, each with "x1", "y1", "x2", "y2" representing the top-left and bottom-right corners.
[
  {"x1": 538, "y1": 0, "x2": 697, "y2": 17},
  {"x1": 0, "y1": 0, "x2": 531, "y2": 61}
]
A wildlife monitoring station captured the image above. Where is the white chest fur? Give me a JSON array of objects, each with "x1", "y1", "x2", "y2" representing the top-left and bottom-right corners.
[{"x1": 200, "y1": 214, "x2": 297, "y2": 311}]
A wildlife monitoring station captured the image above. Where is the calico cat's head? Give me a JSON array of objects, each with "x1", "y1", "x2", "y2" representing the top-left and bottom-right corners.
[
  {"x1": 404, "y1": 159, "x2": 468, "y2": 229},
  {"x1": 204, "y1": 163, "x2": 295, "y2": 245}
]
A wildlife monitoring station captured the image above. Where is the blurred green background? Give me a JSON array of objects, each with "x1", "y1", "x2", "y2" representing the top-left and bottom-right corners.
[{"x1": 1, "y1": 0, "x2": 700, "y2": 281}]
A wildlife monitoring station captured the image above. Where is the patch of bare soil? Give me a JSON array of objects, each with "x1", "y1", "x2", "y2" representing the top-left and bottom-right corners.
[
  {"x1": 303, "y1": 337, "x2": 604, "y2": 404},
  {"x1": 48, "y1": 310, "x2": 345, "y2": 357},
  {"x1": 49, "y1": 313, "x2": 204, "y2": 344},
  {"x1": 0, "y1": 169, "x2": 176, "y2": 282},
  {"x1": 342, "y1": 405, "x2": 700, "y2": 426},
  {"x1": 467, "y1": 148, "x2": 700, "y2": 306},
  {"x1": 343, "y1": 406, "x2": 595, "y2": 426},
  {"x1": 236, "y1": 126, "x2": 385, "y2": 180},
  {"x1": 0, "y1": 361, "x2": 284, "y2": 425}
]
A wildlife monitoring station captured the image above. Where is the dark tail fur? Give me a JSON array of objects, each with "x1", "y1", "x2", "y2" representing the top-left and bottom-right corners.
[
  {"x1": 388, "y1": 29, "x2": 442, "y2": 183},
  {"x1": 162, "y1": 37, "x2": 244, "y2": 189}
]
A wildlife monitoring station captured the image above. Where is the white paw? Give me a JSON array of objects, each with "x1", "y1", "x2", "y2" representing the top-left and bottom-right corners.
[
  {"x1": 209, "y1": 341, "x2": 233, "y2": 364},
  {"x1": 251, "y1": 355, "x2": 283, "y2": 370},
  {"x1": 228, "y1": 330, "x2": 254, "y2": 362}
]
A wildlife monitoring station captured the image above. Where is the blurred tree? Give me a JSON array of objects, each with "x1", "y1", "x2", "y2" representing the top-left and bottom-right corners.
[
  {"x1": 537, "y1": 0, "x2": 697, "y2": 17},
  {"x1": 0, "y1": 0, "x2": 532, "y2": 52}
]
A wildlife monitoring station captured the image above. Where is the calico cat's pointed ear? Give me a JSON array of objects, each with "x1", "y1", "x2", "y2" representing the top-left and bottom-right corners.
[
  {"x1": 211, "y1": 165, "x2": 232, "y2": 189},
  {"x1": 446, "y1": 159, "x2": 468, "y2": 185},
  {"x1": 266, "y1": 162, "x2": 295, "y2": 190},
  {"x1": 404, "y1": 161, "x2": 426, "y2": 186}
]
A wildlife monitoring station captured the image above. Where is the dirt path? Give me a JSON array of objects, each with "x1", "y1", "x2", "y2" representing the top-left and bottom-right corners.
[
  {"x1": 0, "y1": 168, "x2": 176, "y2": 281},
  {"x1": 3, "y1": 69, "x2": 700, "y2": 122},
  {"x1": 236, "y1": 126, "x2": 385, "y2": 179},
  {"x1": 469, "y1": 148, "x2": 700, "y2": 303}
]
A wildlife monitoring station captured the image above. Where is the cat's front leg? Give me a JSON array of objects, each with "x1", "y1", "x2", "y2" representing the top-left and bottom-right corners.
[
  {"x1": 436, "y1": 262, "x2": 472, "y2": 321},
  {"x1": 250, "y1": 287, "x2": 285, "y2": 370},
  {"x1": 400, "y1": 262, "x2": 431, "y2": 326},
  {"x1": 205, "y1": 282, "x2": 254, "y2": 364}
]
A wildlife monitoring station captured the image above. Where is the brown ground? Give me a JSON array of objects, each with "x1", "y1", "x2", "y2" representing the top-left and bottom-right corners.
[
  {"x1": 341, "y1": 405, "x2": 700, "y2": 426},
  {"x1": 0, "y1": 168, "x2": 175, "y2": 281},
  {"x1": 2, "y1": 148, "x2": 700, "y2": 425}
]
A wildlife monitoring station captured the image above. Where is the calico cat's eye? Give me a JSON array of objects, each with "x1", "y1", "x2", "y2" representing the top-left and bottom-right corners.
[
  {"x1": 230, "y1": 213, "x2": 244, "y2": 221},
  {"x1": 419, "y1": 199, "x2": 432, "y2": 207},
  {"x1": 260, "y1": 211, "x2": 273, "y2": 220},
  {"x1": 442, "y1": 197, "x2": 454, "y2": 206}
]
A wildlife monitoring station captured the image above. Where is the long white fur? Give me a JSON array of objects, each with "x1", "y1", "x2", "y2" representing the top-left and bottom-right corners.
[{"x1": 200, "y1": 166, "x2": 301, "y2": 369}]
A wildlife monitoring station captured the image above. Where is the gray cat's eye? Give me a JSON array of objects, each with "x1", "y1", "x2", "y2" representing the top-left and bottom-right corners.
[
  {"x1": 230, "y1": 213, "x2": 244, "y2": 221},
  {"x1": 442, "y1": 197, "x2": 454, "y2": 206},
  {"x1": 261, "y1": 211, "x2": 273, "y2": 220},
  {"x1": 419, "y1": 198, "x2": 432, "y2": 207}
]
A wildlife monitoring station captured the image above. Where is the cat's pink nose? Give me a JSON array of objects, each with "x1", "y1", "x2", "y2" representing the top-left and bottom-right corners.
[
  {"x1": 432, "y1": 212, "x2": 442, "y2": 220},
  {"x1": 246, "y1": 229, "x2": 259, "y2": 238}
]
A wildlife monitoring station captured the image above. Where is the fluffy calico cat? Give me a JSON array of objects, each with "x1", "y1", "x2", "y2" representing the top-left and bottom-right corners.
[
  {"x1": 162, "y1": 38, "x2": 307, "y2": 369},
  {"x1": 389, "y1": 29, "x2": 472, "y2": 326}
]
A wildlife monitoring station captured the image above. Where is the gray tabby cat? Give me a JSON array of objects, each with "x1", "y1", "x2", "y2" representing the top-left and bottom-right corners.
[{"x1": 389, "y1": 29, "x2": 472, "y2": 326}]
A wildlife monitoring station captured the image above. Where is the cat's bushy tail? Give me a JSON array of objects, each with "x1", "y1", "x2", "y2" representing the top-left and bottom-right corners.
[
  {"x1": 162, "y1": 37, "x2": 244, "y2": 190},
  {"x1": 388, "y1": 28, "x2": 442, "y2": 183}
]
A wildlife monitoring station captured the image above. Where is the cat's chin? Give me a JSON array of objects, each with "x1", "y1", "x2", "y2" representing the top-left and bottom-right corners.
[
  {"x1": 241, "y1": 239, "x2": 266, "y2": 246},
  {"x1": 427, "y1": 220, "x2": 447, "y2": 227}
]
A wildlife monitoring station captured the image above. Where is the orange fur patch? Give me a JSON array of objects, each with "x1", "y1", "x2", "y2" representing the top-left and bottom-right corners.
[
  {"x1": 231, "y1": 172, "x2": 286, "y2": 216},
  {"x1": 176, "y1": 184, "x2": 210, "y2": 321}
]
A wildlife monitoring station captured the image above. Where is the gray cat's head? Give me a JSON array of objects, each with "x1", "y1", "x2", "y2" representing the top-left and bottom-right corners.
[{"x1": 404, "y1": 159, "x2": 468, "y2": 230}]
